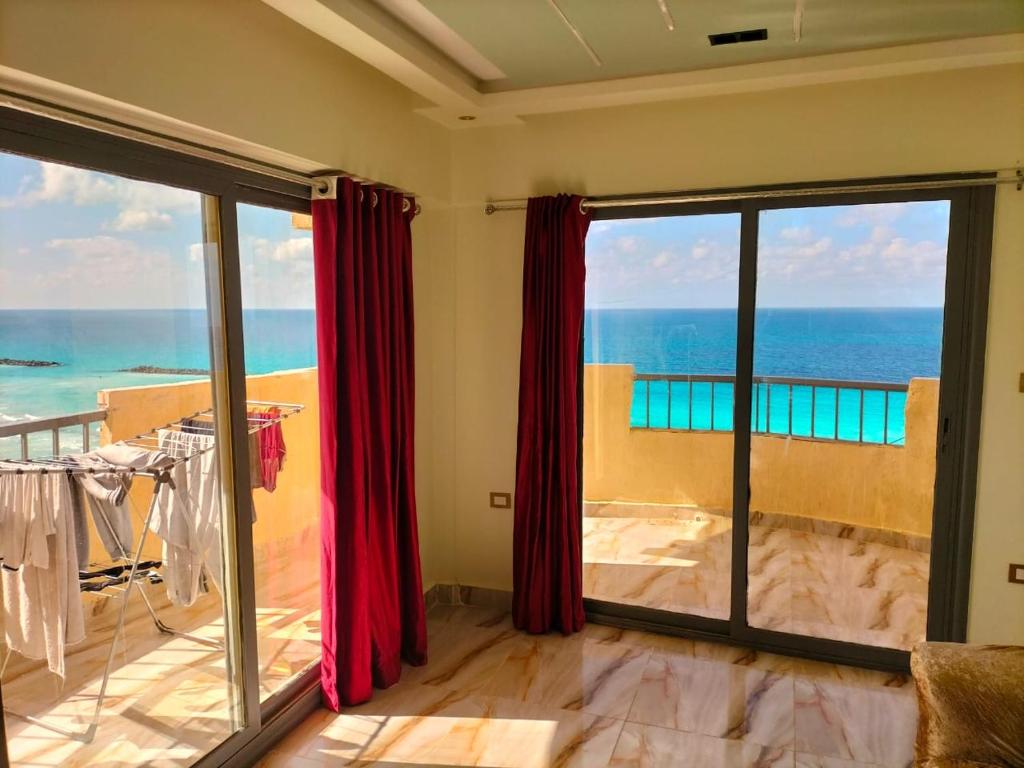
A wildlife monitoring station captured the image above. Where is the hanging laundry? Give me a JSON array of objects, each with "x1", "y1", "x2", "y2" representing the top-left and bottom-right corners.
[
  {"x1": 150, "y1": 429, "x2": 222, "y2": 607},
  {"x1": 251, "y1": 407, "x2": 286, "y2": 493},
  {"x1": 65, "y1": 443, "x2": 172, "y2": 565},
  {"x1": 0, "y1": 466, "x2": 85, "y2": 678}
]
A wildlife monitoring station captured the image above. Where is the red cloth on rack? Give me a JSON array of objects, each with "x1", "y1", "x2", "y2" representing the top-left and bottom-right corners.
[
  {"x1": 312, "y1": 178, "x2": 427, "y2": 711},
  {"x1": 254, "y1": 407, "x2": 286, "y2": 492}
]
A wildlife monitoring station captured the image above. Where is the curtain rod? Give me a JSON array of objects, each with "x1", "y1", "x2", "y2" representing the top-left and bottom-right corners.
[
  {"x1": 0, "y1": 90, "x2": 416, "y2": 201},
  {"x1": 483, "y1": 171, "x2": 1023, "y2": 214}
]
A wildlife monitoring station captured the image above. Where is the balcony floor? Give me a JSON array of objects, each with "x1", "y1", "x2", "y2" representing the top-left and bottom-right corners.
[
  {"x1": 583, "y1": 503, "x2": 929, "y2": 650},
  {"x1": 1, "y1": 535, "x2": 320, "y2": 768}
]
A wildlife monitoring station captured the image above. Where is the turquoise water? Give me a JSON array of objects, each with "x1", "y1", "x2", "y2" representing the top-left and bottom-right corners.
[
  {"x1": 584, "y1": 308, "x2": 943, "y2": 445},
  {"x1": 2, "y1": 307, "x2": 942, "y2": 456},
  {"x1": 0, "y1": 309, "x2": 316, "y2": 456}
]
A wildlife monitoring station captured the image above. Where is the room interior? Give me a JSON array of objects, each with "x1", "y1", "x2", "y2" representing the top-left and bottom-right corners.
[{"x1": 0, "y1": 1, "x2": 1022, "y2": 766}]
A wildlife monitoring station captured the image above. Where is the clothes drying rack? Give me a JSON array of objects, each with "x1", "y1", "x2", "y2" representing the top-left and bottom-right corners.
[{"x1": 0, "y1": 399, "x2": 303, "y2": 743}]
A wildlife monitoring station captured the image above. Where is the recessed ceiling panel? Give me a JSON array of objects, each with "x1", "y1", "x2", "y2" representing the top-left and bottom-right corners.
[{"x1": 414, "y1": 0, "x2": 1024, "y2": 91}]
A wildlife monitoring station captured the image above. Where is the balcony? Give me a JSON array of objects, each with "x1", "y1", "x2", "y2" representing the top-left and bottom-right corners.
[
  {"x1": 0, "y1": 369, "x2": 320, "y2": 765},
  {"x1": 582, "y1": 364, "x2": 935, "y2": 650}
]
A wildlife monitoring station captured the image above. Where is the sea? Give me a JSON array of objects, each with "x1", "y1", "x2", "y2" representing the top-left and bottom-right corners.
[
  {"x1": 1, "y1": 307, "x2": 942, "y2": 456},
  {"x1": 583, "y1": 307, "x2": 943, "y2": 445},
  {"x1": 0, "y1": 309, "x2": 318, "y2": 456}
]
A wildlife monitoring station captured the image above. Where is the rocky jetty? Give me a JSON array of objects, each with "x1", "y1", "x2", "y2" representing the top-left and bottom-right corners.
[
  {"x1": 119, "y1": 365, "x2": 209, "y2": 376},
  {"x1": 0, "y1": 358, "x2": 62, "y2": 367}
]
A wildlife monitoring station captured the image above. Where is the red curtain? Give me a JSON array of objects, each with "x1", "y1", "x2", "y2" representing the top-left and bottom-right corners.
[
  {"x1": 513, "y1": 194, "x2": 592, "y2": 634},
  {"x1": 312, "y1": 178, "x2": 427, "y2": 710}
]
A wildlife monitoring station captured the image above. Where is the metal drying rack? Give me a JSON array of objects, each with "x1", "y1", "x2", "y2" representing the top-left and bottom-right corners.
[{"x1": 0, "y1": 400, "x2": 303, "y2": 742}]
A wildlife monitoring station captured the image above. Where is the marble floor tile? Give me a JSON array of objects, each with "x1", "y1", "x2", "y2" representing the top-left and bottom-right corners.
[
  {"x1": 259, "y1": 606, "x2": 917, "y2": 768},
  {"x1": 628, "y1": 652, "x2": 794, "y2": 749},
  {"x1": 793, "y1": 676, "x2": 917, "y2": 767},
  {"x1": 609, "y1": 722, "x2": 795, "y2": 768}
]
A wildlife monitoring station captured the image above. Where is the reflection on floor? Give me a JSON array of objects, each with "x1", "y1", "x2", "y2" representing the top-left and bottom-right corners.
[
  {"x1": 259, "y1": 604, "x2": 919, "y2": 768},
  {"x1": 583, "y1": 503, "x2": 929, "y2": 650},
  {"x1": 2, "y1": 534, "x2": 320, "y2": 768}
]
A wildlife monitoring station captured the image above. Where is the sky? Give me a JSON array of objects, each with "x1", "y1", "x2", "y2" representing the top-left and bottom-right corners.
[
  {"x1": 0, "y1": 153, "x2": 314, "y2": 310},
  {"x1": 1, "y1": 152, "x2": 949, "y2": 311},
  {"x1": 586, "y1": 199, "x2": 950, "y2": 309}
]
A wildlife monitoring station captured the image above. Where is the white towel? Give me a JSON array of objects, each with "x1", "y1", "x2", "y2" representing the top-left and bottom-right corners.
[
  {"x1": 0, "y1": 470, "x2": 85, "y2": 678},
  {"x1": 150, "y1": 431, "x2": 223, "y2": 606}
]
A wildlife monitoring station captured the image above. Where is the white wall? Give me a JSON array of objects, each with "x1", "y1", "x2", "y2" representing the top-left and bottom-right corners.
[{"x1": 447, "y1": 64, "x2": 1024, "y2": 644}]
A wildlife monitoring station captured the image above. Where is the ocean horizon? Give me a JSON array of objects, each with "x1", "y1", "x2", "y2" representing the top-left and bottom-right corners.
[{"x1": 2, "y1": 307, "x2": 942, "y2": 453}]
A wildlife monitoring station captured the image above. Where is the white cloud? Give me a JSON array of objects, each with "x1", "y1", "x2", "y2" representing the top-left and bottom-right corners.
[
  {"x1": 1, "y1": 162, "x2": 199, "y2": 224},
  {"x1": 613, "y1": 235, "x2": 639, "y2": 254},
  {"x1": 35, "y1": 235, "x2": 206, "y2": 308},
  {"x1": 651, "y1": 251, "x2": 671, "y2": 269},
  {"x1": 780, "y1": 226, "x2": 813, "y2": 243},
  {"x1": 836, "y1": 202, "x2": 910, "y2": 228},
  {"x1": 108, "y1": 209, "x2": 174, "y2": 231}
]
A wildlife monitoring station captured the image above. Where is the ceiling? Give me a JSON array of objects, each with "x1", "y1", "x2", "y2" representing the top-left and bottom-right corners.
[
  {"x1": 411, "y1": 0, "x2": 1024, "y2": 92},
  {"x1": 262, "y1": 0, "x2": 1024, "y2": 127}
]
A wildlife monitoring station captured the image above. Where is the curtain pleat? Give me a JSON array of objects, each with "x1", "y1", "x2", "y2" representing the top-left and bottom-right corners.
[
  {"x1": 313, "y1": 178, "x2": 427, "y2": 710},
  {"x1": 513, "y1": 194, "x2": 592, "y2": 635}
]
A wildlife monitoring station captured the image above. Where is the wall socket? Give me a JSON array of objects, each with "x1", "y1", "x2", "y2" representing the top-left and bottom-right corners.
[
  {"x1": 1009, "y1": 563, "x2": 1024, "y2": 584},
  {"x1": 489, "y1": 491, "x2": 512, "y2": 509}
]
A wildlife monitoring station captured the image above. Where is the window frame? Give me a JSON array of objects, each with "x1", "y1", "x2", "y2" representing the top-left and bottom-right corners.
[
  {"x1": 581, "y1": 174, "x2": 995, "y2": 672},
  {"x1": 0, "y1": 106, "x2": 319, "y2": 768}
]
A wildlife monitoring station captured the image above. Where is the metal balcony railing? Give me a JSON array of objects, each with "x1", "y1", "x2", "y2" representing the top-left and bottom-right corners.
[
  {"x1": 0, "y1": 409, "x2": 107, "y2": 459},
  {"x1": 632, "y1": 374, "x2": 909, "y2": 446}
]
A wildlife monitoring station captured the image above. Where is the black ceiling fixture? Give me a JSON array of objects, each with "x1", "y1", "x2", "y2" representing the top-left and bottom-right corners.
[{"x1": 708, "y1": 28, "x2": 768, "y2": 46}]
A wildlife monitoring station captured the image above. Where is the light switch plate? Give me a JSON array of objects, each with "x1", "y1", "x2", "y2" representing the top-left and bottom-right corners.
[
  {"x1": 489, "y1": 491, "x2": 512, "y2": 509},
  {"x1": 1009, "y1": 563, "x2": 1024, "y2": 584}
]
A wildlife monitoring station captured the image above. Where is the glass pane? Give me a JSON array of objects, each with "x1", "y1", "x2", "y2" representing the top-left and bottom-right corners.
[
  {"x1": 236, "y1": 203, "x2": 320, "y2": 702},
  {"x1": 748, "y1": 200, "x2": 947, "y2": 649},
  {"x1": 583, "y1": 214, "x2": 741, "y2": 619},
  {"x1": 0, "y1": 154, "x2": 243, "y2": 763}
]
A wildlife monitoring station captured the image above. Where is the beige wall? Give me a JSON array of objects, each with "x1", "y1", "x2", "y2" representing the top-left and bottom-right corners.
[
  {"x1": 584, "y1": 365, "x2": 938, "y2": 538},
  {"x1": 448, "y1": 64, "x2": 1024, "y2": 643},
  {"x1": 0, "y1": 0, "x2": 458, "y2": 591}
]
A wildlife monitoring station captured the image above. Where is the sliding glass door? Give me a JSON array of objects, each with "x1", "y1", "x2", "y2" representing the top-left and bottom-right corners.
[
  {"x1": 582, "y1": 183, "x2": 993, "y2": 669},
  {"x1": 0, "y1": 151, "x2": 247, "y2": 765},
  {"x1": 747, "y1": 200, "x2": 948, "y2": 651},
  {"x1": 582, "y1": 210, "x2": 740, "y2": 623},
  {"x1": 0, "y1": 107, "x2": 322, "y2": 767}
]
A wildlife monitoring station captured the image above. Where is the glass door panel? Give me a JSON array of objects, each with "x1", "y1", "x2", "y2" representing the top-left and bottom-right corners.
[
  {"x1": 0, "y1": 153, "x2": 245, "y2": 764},
  {"x1": 235, "y1": 202, "x2": 321, "y2": 703},
  {"x1": 583, "y1": 213, "x2": 740, "y2": 619},
  {"x1": 747, "y1": 200, "x2": 949, "y2": 649}
]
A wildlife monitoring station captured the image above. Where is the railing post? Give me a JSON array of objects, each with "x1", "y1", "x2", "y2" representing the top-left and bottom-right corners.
[
  {"x1": 858, "y1": 389, "x2": 864, "y2": 443},
  {"x1": 646, "y1": 380, "x2": 651, "y2": 429},
  {"x1": 811, "y1": 386, "x2": 817, "y2": 439},
  {"x1": 710, "y1": 382, "x2": 716, "y2": 431},
  {"x1": 787, "y1": 384, "x2": 793, "y2": 436},
  {"x1": 687, "y1": 380, "x2": 693, "y2": 430},
  {"x1": 20, "y1": 434, "x2": 28, "y2": 460},
  {"x1": 52, "y1": 428, "x2": 60, "y2": 456},
  {"x1": 667, "y1": 380, "x2": 672, "y2": 429},
  {"x1": 834, "y1": 387, "x2": 840, "y2": 440},
  {"x1": 883, "y1": 390, "x2": 890, "y2": 445}
]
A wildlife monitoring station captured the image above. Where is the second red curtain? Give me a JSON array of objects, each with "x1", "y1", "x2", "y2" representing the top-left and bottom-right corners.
[
  {"x1": 513, "y1": 194, "x2": 592, "y2": 635},
  {"x1": 312, "y1": 178, "x2": 427, "y2": 710}
]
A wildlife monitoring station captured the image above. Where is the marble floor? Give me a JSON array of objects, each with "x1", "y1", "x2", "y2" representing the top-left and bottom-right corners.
[
  {"x1": 582, "y1": 503, "x2": 929, "y2": 650},
  {"x1": 259, "y1": 604, "x2": 920, "y2": 768},
  {"x1": 1, "y1": 533, "x2": 320, "y2": 768}
]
